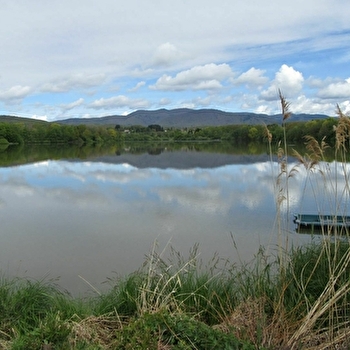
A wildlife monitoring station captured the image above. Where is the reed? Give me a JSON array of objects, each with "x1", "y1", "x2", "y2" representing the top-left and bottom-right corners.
[{"x1": 264, "y1": 94, "x2": 350, "y2": 349}]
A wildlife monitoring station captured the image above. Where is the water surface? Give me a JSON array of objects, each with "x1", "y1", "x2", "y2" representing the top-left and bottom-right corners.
[{"x1": 0, "y1": 144, "x2": 338, "y2": 295}]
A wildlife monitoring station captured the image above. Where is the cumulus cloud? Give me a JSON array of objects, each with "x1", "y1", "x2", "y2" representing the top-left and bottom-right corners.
[
  {"x1": 31, "y1": 115, "x2": 48, "y2": 121},
  {"x1": 190, "y1": 96, "x2": 216, "y2": 107},
  {"x1": 0, "y1": 85, "x2": 32, "y2": 102},
  {"x1": 306, "y1": 76, "x2": 339, "y2": 89},
  {"x1": 234, "y1": 68, "x2": 268, "y2": 88},
  {"x1": 159, "y1": 98, "x2": 171, "y2": 106},
  {"x1": 128, "y1": 81, "x2": 146, "y2": 92},
  {"x1": 260, "y1": 64, "x2": 304, "y2": 101},
  {"x1": 340, "y1": 101, "x2": 350, "y2": 114},
  {"x1": 151, "y1": 42, "x2": 185, "y2": 67},
  {"x1": 255, "y1": 105, "x2": 271, "y2": 114},
  {"x1": 0, "y1": 2, "x2": 349, "y2": 118},
  {"x1": 150, "y1": 63, "x2": 233, "y2": 91},
  {"x1": 41, "y1": 73, "x2": 106, "y2": 93},
  {"x1": 61, "y1": 98, "x2": 84, "y2": 111},
  {"x1": 291, "y1": 95, "x2": 335, "y2": 115},
  {"x1": 317, "y1": 78, "x2": 350, "y2": 99},
  {"x1": 89, "y1": 95, "x2": 150, "y2": 110}
]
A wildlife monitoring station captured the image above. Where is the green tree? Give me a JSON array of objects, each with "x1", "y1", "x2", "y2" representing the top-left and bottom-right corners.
[
  {"x1": 147, "y1": 124, "x2": 163, "y2": 132},
  {"x1": 318, "y1": 118, "x2": 337, "y2": 145},
  {"x1": 248, "y1": 127, "x2": 258, "y2": 141}
]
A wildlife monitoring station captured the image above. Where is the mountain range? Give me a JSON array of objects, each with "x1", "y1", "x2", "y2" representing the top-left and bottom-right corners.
[
  {"x1": 57, "y1": 108, "x2": 329, "y2": 128},
  {"x1": 0, "y1": 108, "x2": 330, "y2": 128}
]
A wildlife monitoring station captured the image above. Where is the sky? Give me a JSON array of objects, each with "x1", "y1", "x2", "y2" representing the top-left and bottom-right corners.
[{"x1": 0, "y1": 0, "x2": 349, "y2": 122}]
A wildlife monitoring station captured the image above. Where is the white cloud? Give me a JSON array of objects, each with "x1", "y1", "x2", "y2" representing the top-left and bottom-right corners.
[
  {"x1": 317, "y1": 78, "x2": 350, "y2": 99},
  {"x1": 41, "y1": 73, "x2": 106, "y2": 93},
  {"x1": 0, "y1": 85, "x2": 32, "y2": 102},
  {"x1": 89, "y1": 95, "x2": 150, "y2": 110},
  {"x1": 31, "y1": 115, "x2": 48, "y2": 122},
  {"x1": 234, "y1": 68, "x2": 268, "y2": 88},
  {"x1": 61, "y1": 98, "x2": 84, "y2": 111},
  {"x1": 291, "y1": 95, "x2": 335, "y2": 115},
  {"x1": 0, "y1": 2, "x2": 348, "y2": 118},
  {"x1": 151, "y1": 43, "x2": 185, "y2": 67},
  {"x1": 190, "y1": 96, "x2": 217, "y2": 107},
  {"x1": 150, "y1": 63, "x2": 233, "y2": 91},
  {"x1": 128, "y1": 81, "x2": 146, "y2": 92},
  {"x1": 340, "y1": 101, "x2": 350, "y2": 115},
  {"x1": 159, "y1": 98, "x2": 171, "y2": 106},
  {"x1": 255, "y1": 105, "x2": 271, "y2": 114},
  {"x1": 260, "y1": 64, "x2": 304, "y2": 101},
  {"x1": 306, "y1": 76, "x2": 339, "y2": 89}
]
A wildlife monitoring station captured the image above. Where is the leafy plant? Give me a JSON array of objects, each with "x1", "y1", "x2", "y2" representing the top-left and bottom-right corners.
[{"x1": 113, "y1": 311, "x2": 257, "y2": 350}]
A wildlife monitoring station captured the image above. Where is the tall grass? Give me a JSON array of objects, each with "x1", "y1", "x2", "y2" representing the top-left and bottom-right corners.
[
  {"x1": 265, "y1": 93, "x2": 350, "y2": 349},
  {"x1": 0, "y1": 277, "x2": 93, "y2": 349},
  {"x1": 1, "y1": 236, "x2": 350, "y2": 347}
]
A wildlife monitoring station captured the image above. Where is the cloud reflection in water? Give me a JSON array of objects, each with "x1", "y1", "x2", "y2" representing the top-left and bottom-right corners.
[{"x1": 0, "y1": 158, "x2": 326, "y2": 295}]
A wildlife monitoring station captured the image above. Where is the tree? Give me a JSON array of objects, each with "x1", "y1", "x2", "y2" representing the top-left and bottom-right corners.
[
  {"x1": 248, "y1": 127, "x2": 258, "y2": 141},
  {"x1": 147, "y1": 124, "x2": 163, "y2": 132}
]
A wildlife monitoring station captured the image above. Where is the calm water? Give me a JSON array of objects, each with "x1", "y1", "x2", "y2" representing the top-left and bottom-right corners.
[{"x1": 0, "y1": 144, "x2": 345, "y2": 295}]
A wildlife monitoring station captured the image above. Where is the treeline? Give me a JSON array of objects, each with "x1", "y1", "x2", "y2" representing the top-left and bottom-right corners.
[
  {"x1": 121, "y1": 118, "x2": 339, "y2": 145},
  {"x1": 0, "y1": 122, "x2": 121, "y2": 145},
  {"x1": 0, "y1": 117, "x2": 340, "y2": 146}
]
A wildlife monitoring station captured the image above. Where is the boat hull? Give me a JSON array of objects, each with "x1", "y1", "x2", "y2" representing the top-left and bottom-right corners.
[{"x1": 293, "y1": 214, "x2": 350, "y2": 232}]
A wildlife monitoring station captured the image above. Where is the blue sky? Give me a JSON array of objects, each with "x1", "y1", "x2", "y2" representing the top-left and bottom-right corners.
[{"x1": 0, "y1": 0, "x2": 349, "y2": 122}]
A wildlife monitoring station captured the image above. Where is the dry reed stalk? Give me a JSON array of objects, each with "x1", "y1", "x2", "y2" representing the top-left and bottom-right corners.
[
  {"x1": 270, "y1": 100, "x2": 350, "y2": 348},
  {"x1": 274, "y1": 92, "x2": 301, "y2": 271},
  {"x1": 69, "y1": 314, "x2": 123, "y2": 348},
  {"x1": 218, "y1": 298, "x2": 266, "y2": 338},
  {"x1": 0, "y1": 339, "x2": 11, "y2": 350},
  {"x1": 299, "y1": 325, "x2": 350, "y2": 350},
  {"x1": 335, "y1": 105, "x2": 350, "y2": 153},
  {"x1": 288, "y1": 244, "x2": 350, "y2": 348},
  {"x1": 215, "y1": 296, "x2": 294, "y2": 349},
  {"x1": 279, "y1": 89, "x2": 292, "y2": 121},
  {"x1": 139, "y1": 240, "x2": 204, "y2": 315}
]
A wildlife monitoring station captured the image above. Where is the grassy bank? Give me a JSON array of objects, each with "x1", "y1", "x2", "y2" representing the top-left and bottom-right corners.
[{"x1": 0, "y1": 240, "x2": 350, "y2": 349}]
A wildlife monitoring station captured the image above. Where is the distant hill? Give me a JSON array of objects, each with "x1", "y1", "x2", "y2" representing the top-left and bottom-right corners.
[
  {"x1": 0, "y1": 109, "x2": 330, "y2": 128},
  {"x1": 92, "y1": 151, "x2": 272, "y2": 169},
  {"x1": 0, "y1": 115, "x2": 47, "y2": 126},
  {"x1": 57, "y1": 108, "x2": 329, "y2": 127}
]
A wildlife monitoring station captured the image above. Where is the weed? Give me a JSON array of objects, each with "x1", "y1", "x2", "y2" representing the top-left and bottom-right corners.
[{"x1": 113, "y1": 311, "x2": 258, "y2": 350}]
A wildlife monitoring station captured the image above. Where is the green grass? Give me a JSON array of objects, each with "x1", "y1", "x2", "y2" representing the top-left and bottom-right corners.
[
  {"x1": 1, "y1": 240, "x2": 350, "y2": 349},
  {"x1": 0, "y1": 277, "x2": 92, "y2": 349}
]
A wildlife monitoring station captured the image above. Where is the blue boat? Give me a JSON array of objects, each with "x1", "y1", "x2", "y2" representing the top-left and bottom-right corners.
[{"x1": 293, "y1": 213, "x2": 350, "y2": 230}]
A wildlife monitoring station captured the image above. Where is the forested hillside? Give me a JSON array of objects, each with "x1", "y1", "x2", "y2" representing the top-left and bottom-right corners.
[
  {"x1": 0, "y1": 116, "x2": 339, "y2": 147},
  {"x1": 57, "y1": 108, "x2": 329, "y2": 127}
]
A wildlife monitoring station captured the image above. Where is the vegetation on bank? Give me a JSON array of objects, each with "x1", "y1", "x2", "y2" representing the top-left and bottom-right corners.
[
  {"x1": 0, "y1": 122, "x2": 122, "y2": 145},
  {"x1": 2, "y1": 97, "x2": 350, "y2": 349},
  {"x1": 1, "y1": 240, "x2": 350, "y2": 349},
  {"x1": 0, "y1": 115, "x2": 340, "y2": 147},
  {"x1": 117, "y1": 118, "x2": 339, "y2": 146}
]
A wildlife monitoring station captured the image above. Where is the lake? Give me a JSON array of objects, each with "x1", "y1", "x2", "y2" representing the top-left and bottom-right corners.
[{"x1": 0, "y1": 143, "x2": 345, "y2": 296}]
